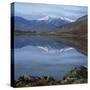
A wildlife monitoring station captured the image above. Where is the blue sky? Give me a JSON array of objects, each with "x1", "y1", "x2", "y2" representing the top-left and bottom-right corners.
[{"x1": 14, "y1": 2, "x2": 88, "y2": 21}]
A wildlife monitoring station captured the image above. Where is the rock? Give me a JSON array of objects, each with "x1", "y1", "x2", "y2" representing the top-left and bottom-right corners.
[
  {"x1": 14, "y1": 65, "x2": 87, "y2": 87},
  {"x1": 18, "y1": 75, "x2": 35, "y2": 82},
  {"x1": 62, "y1": 66, "x2": 87, "y2": 84},
  {"x1": 47, "y1": 76, "x2": 55, "y2": 81},
  {"x1": 40, "y1": 76, "x2": 55, "y2": 81}
]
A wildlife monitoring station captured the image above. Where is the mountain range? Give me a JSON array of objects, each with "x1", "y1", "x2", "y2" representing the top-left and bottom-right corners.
[{"x1": 13, "y1": 16, "x2": 71, "y2": 32}]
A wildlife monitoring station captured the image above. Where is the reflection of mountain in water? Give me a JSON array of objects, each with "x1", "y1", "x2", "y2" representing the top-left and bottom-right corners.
[
  {"x1": 14, "y1": 36, "x2": 87, "y2": 80},
  {"x1": 14, "y1": 36, "x2": 68, "y2": 49}
]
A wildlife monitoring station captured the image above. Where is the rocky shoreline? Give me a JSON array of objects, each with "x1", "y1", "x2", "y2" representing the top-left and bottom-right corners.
[{"x1": 14, "y1": 65, "x2": 87, "y2": 87}]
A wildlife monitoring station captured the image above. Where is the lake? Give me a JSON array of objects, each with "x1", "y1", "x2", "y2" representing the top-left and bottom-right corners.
[{"x1": 14, "y1": 35, "x2": 87, "y2": 80}]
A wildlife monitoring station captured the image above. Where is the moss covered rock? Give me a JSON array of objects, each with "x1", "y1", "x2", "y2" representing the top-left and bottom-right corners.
[
  {"x1": 14, "y1": 65, "x2": 87, "y2": 87},
  {"x1": 62, "y1": 66, "x2": 87, "y2": 84}
]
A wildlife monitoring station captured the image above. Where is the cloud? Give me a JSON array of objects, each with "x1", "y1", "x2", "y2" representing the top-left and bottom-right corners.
[{"x1": 14, "y1": 2, "x2": 88, "y2": 20}]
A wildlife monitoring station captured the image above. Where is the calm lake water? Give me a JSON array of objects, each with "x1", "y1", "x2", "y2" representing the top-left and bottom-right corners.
[{"x1": 14, "y1": 35, "x2": 87, "y2": 80}]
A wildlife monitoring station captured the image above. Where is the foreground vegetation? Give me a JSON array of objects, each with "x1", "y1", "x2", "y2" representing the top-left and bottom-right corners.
[{"x1": 14, "y1": 65, "x2": 87, "y2": 87}]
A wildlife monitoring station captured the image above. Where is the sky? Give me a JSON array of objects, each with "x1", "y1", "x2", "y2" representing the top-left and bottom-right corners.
[{"x1": 13, "y1": 2, "x2": 88, "y2": 21}]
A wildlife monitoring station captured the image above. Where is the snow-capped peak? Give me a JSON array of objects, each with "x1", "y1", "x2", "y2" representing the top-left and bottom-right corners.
[
  {"x1": 37, "y1": 15, "x2": 74, "y2": 22},
  {"x1": 38, "y1": 16, "x2": 50, "y2": 21},
  {"x1": 37, "y1": 15, "x2": 59, "y2": 21},
  {"x1": 60, "y1": 16, "x2": 74, "y2": 22}
]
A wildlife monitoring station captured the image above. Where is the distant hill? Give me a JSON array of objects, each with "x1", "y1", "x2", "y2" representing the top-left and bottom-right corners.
[{"x1": 54, "y1": 15, "x2": 87, "y2": 33}]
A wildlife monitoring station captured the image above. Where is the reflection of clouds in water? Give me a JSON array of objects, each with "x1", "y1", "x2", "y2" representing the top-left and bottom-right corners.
[
  {"x1": 15, "y1": 45, "x2": 75, "y2": 54},
  {"x1": 15, "y1": 45, "x2": 83, "y2": 56},
  {"x1": 14, "y1": 45, "x2": 87, "y2": 65},
  {"x1": 37, "y1": 46, "x2": 49, "y2": 52},
  {"x1": 59, "y1": 47, "x2": 74, "y2": 53},
  {"x1": 37, "y1": 46, "x2": 75, "y2": 53}
]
